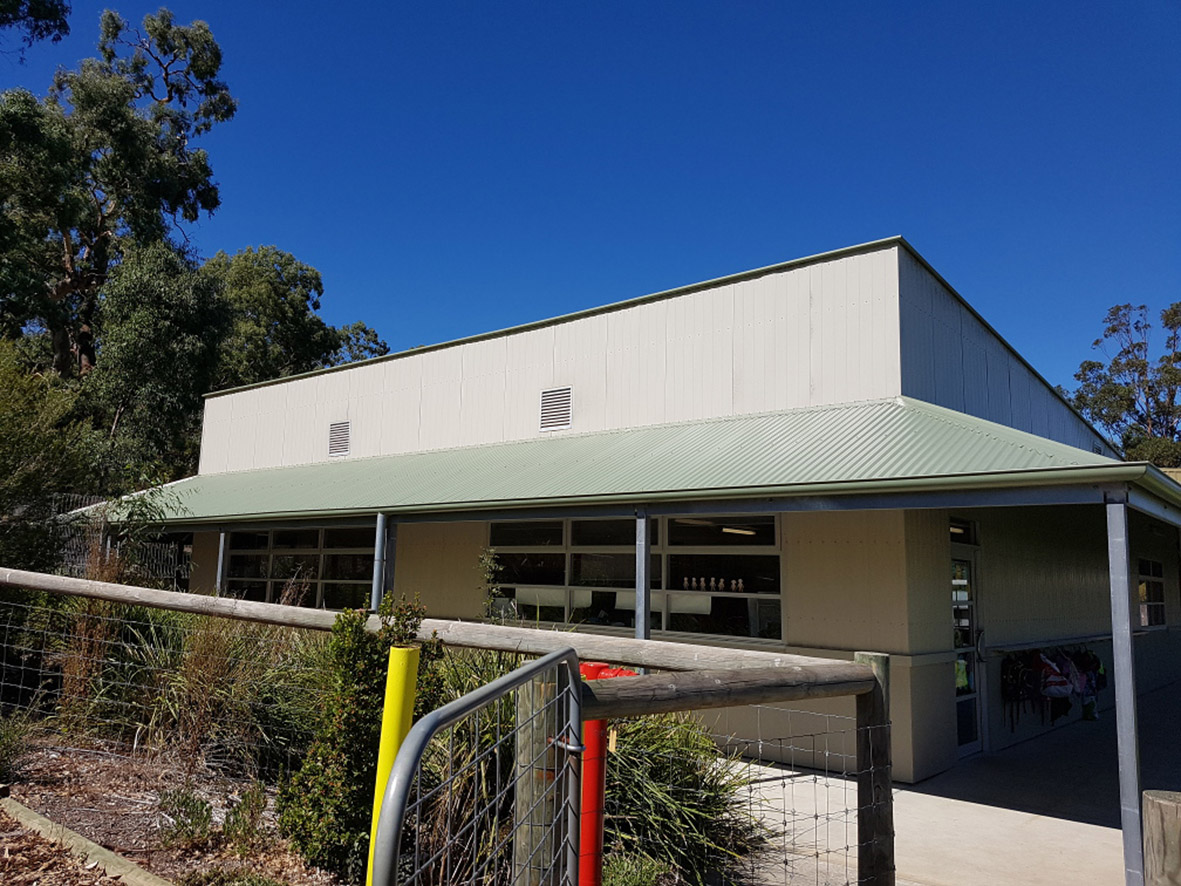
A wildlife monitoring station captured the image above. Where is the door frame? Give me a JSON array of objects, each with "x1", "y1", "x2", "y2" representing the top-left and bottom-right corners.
[{"x1": 952, "y1": 541, "x2": 988, "y2": 756}]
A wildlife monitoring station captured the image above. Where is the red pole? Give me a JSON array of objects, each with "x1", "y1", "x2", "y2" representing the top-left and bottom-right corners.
[{"x1": 578, "y1": 663, "x2": 636, "y2": 886}]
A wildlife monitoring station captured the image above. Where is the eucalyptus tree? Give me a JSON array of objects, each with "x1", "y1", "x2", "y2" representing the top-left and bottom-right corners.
[
  {"x1": 1068, "y1": 302, "x2": 1181, "y2": 465},
  {"x1": 0, "y1": 8, "x2": 236, "y2": 377},
  {"x1": 204, "y1": 246, "x2": 390, "y2": 392},
  {"x1": 0, "y1": 0, "x2": 71, "y2": 49}
]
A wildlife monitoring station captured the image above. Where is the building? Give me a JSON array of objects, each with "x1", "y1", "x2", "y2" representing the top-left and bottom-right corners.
[{"x1": 154, "y1": 236, "x2": 1181, "y2": 783}]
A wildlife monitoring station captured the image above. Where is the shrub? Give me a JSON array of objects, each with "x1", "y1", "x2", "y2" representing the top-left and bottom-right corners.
[
  {"x1": 177, "y1": 872, "x2": 284, "y2": 886},
  {"x1": 276, "y1": 596, "x2": 442, "y2": 883},
  {"x1": 223, "y1": 781, "x2": 268, "y2": 856},
  {"x1": 159, "y1": 787, "x2": 214, "y2": 848},
  {"x1": 401, "y1": 648, "x2": 762, "y2": 885}
]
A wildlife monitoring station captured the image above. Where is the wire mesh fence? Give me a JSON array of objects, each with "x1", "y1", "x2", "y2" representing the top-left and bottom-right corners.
[
  {"x1": 708, "y1": 703, "x2": 890, "y2": 886},
  {"x1": 373, "y1": 649, "x2": 583, "y2": 886},
  {"x1": 50, "y1": 494, "x2": 192, "y2": 587},
  {"x1": 0, "y1": 592, "x2": 326, "y2": 777},
  {"x1": 0, "y1": 580, "x2": 890, "y2": 886}
]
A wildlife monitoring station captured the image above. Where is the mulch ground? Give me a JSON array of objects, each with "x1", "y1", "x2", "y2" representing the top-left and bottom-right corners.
[
  {"x1": 8, "y1": 738, "x2": 338, "y2": 885},
  {"x1": 0, "y1": 808, "x2": 127, "y2": 885}
]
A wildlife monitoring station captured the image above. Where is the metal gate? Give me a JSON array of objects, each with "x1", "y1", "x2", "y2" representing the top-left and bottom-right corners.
[{"x1": 371, "y1": 648, "x2": 583, "y2": 886}]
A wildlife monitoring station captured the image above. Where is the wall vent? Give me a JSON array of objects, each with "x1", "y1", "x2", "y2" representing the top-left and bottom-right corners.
[
  {"x1": 328, "y1": 421, "x2": 351, "y2": 457},
  {"x1": 539, "y1": 386, "x2": 573, "y2": 432}
]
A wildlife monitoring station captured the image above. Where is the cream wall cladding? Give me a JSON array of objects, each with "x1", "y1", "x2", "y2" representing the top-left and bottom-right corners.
[
  {"x1": 198, "y1": 244, "x2": 903, "y2": 474},
  {"x1": 781, "y1": 510, "x2": 911, "y2": 654},
  {"x1": 896, "y1": 250, "x2": 1115, "y2": 457},
  {"x1": 958, "y1": 505, "x2": 1112, "y2": 648},
  {"x1": 189, "y1": 531, "x2": 221, "y2": 594},
  {"x1": 390, "y1": 522, "x2": 487, "y2": 620}
]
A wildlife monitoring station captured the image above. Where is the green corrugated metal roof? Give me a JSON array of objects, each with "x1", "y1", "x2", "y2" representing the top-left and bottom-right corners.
[{"x1": 152, "y1": 397, "x2": 1136, "y2": 526}]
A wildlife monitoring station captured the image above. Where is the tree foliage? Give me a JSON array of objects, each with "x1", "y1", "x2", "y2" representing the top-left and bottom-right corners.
[
  {"x1": 0, "y1": 0, "x2": 70, "y2": 49},
  {"x1": 1068, "y1": 303, "x2": 1181, "y2": 466},
  {"x1": 89, "y1": 241, "x2": 226, "y2": 479},
  {"x1": 0, "y1": 7, "x2": 235, "y2": 376},
  {"x1": 0, "y1": 339, "x2": 99, "y2": 569},
  {"x1": 0, "y1": 8, "x2": 390, "y2": 499}
]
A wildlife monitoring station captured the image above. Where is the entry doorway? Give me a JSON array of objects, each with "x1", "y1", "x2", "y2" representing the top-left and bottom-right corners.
[{"x1": 952, "y1": 538, "x2": 985, "y2": 756}]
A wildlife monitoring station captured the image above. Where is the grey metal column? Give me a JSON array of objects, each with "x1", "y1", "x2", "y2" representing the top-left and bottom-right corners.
[
  {"x1": 215, "y1": 529, "x2": 228, "y2": 595},
  {"x1": 1107, "y1": 495, "x2": 1144, "y2": 886},
  {"x1": 371, "y1": 513, "x2": 391, "y2": 611},
  {"x1": 635, "y1": 507, "x2": 651, "y2": 640}
]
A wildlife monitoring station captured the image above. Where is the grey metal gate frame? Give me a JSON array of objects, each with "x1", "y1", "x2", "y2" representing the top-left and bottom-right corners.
[{"x1": 371, "y1": 647, "x2": 583, "y2": 886}]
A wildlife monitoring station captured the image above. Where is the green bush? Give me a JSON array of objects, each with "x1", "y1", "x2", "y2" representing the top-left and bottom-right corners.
[
  {"x1": 276, "y1": 597, "x2": 442, "y2": 883},
  {"x1": 159, "y1": 787, "x2": 213, "y2": 848},
  {"x1": 399, "y1": 648, "x2": 762, "y2": 886},
  {"x1": 223, "y1": 781, "x2": 268, "y2": 856},
  {"x1": 177, "y1": 871, "x2": 285, "y2": 886}
]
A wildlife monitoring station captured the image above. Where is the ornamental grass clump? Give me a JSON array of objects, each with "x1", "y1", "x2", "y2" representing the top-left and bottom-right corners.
[
  {"x1": 401, "y1": 647, "x2": 763, "y2": 886},
  {"x1": 603, "y1": 713, "x2": 766, "y2": 884}
]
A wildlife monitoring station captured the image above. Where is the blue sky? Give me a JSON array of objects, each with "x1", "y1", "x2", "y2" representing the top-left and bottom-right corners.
[{"x1": 4, "y1": 1, "x2": 1178, "y2": 392}]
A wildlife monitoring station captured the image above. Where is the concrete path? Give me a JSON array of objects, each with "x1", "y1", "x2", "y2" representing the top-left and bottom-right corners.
[
  {"x1": 738, "y1": 680, "x2": 1181, "y2": 885},
  {"x1": 893, "y1": 679, "x2": 1181, "y2": 886}
]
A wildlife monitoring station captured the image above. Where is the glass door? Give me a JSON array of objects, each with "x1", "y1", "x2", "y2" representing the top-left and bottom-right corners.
[{"x1": 952, "y1": 556, "x2": 983, "y2": 756}]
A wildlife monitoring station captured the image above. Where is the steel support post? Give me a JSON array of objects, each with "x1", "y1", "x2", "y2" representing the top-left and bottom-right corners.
[
  {"x1": 1107, "y1": 497, "x2": 1144, "y2": 886},
  {"x1": 635, "y1": 508, "x2": 651, "y2": 640},
  {"x1": 215, "y1": 529, "x2": 228, "y2": 595},
  {"x1": 371, "y1": 514, "x2": 395, "y2": 611}
]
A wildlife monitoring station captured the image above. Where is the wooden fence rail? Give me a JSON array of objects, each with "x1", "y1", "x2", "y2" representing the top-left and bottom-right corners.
[{"x1": 0, "y1": 566, "x2": 895, "y2": 885}]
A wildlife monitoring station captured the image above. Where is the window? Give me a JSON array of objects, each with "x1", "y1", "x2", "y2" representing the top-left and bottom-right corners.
[
  {"x1": 1138, "y1": 558, "x2": 1166, "y2": 628},
  {"x1": 225, "y1": 527, "x2": 373, "y2": 609},
  {"x1": 489, "y1": 515, "x2": 781, "y2": 640},
  {"x1": 949, "y1": 518, "x2": 977, "y2": 545}
]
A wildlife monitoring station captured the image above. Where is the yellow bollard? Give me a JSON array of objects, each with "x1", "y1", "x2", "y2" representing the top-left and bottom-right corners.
[{"x1": 366, "y1": 645, "x2": 420, "y2": 886}]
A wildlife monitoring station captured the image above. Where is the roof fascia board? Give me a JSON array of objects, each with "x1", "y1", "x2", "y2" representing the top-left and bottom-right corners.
[
  {"x1": 204, "y1": 236, "x2": 906, "y2": 400},
  {"x1": 1127, "y1": 466, "x2": 1181, "y2": 529},
  {"x1": 157, "y1": 464, "x2": 1143, "y2": 528},
  {"x1": 894, "y1": 236, "x2": 1119, "y2": 456}
]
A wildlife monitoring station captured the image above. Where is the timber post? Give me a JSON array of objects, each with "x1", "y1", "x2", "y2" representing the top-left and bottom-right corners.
[
  {"x1": 1143, "y1": 790, "x2": 1181, "y2": 886},
  {"x1": 854, "y1": 651, "x2": 894, "y2": 886},
  {"x1": 514, "y1": 676, "x2": 559, "y2": 886}
]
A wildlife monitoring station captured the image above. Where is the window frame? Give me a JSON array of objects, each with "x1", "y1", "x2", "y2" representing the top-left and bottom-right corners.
[
  {"x1": 1137, "y1": 557, "x2": 1167, "y2": 630},
  {"x1": 224, "y1": 527, "x2": 373, "y2": 609},
  {"x1": 487, "y1": 515, "x2": 783, "y2": 640}
]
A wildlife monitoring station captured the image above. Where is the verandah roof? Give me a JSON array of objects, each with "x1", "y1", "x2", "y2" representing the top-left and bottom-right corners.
[{"x1": 145, "y1": 396, "x2": 1175, "y2": 526}]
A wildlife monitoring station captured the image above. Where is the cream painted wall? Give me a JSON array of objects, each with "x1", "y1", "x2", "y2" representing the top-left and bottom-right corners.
[
  {"x1": 781, "y1": 510, "x2": 911, "y2": 654},
  {"x1": 897, "y1": 250, "x2": 1115, "y2": 457},
  {"x1": 189, "y1": 530, "x2": 220, "y2": 594},
  {"x1": 391, "y1": 521, "x2": 487, "y2": 619},
  {"x1": 959, "y1": 505, "x2": 1111, "y2": 648},
  {"x1": 954, "y1": 505, "x2": 1181, "y2": 753},
  {"x1": 198, "y1": 246, "x2": 903, "y2": 474}
]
